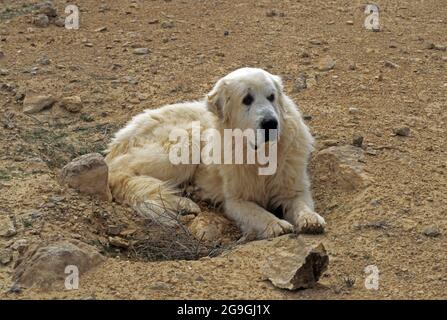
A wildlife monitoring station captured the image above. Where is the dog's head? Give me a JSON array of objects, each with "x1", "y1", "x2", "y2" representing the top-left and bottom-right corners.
[{"x1": 207, "y1": 68, "x2": 285, "y2": 146}]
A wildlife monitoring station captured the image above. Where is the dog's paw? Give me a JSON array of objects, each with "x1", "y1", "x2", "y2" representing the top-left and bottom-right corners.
[
  {"x1": 295, "y1": 209, "x2": 326, "y2": 234},
  {"x1": 259, "y1": 219, "x2": 294, "y2": 239},
  {"x1": 176, "y1": 197, "x2": 201, "y2": 215}
]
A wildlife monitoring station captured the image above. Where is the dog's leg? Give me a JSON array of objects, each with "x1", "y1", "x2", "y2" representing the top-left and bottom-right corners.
[
  {"x1": 109, "y1": 172, "x2": 201, "y2": 226},
  {"x1": 224, "y1": 199, "x2": 294, "y2": 239},
  {"x1": 283, "y1": 188, "x2": 326, "y2": 234}
]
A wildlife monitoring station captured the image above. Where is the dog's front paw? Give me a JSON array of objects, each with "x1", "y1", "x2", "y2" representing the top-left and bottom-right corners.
[
  {"x1": 295, "y1": 209, "x2": 326, "y2": 234},
  {"x1": 176, "y1": 197, "x2": 201, "y2": 215},
  {"x1": 259, "y1": 219, "x2": 294, "y2": 239}
]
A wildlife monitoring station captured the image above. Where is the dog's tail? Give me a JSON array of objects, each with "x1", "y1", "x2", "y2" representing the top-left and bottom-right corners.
[{"x1": 108, "y1": 172, "x2": 201, "y2": 226}]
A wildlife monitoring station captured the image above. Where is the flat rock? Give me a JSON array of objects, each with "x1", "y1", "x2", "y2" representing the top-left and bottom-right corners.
[
  {"x1": 59, "y1": 96, "x2": 83, "y2": 113},
  {"x1": 0, "y1": 249, "x2": 13, "y2": 265},
  {"x1": 314, "y1": 145, "x2": 372, "y2": 191},
  {"x1": 423, "y1": 226, "x2": 441, "y2": 237},
  {"x1": 23, "y1": 93, "x2": 56, "y2": 114},
  {"x1": 32, "y1": 14, "x2": 50, "y2": 28},
  {"x1": 0, "y1": 215, "x2": 16, "y2": 238},
  {"x1": 133, "y1": 48, "x2": 150, "y2": 55},
  {"x1": 317, "y1": 56, "x2": 336, "y2": 71},
  {"x1": 261, "y1": 237, "x2": 329, "y2": 290},
  {"x1": 13, "y1": 239, "x2": 105, "y2": 289},
  {"x1": 60, "y1": 153, "x2": 112, "y2": 201}
]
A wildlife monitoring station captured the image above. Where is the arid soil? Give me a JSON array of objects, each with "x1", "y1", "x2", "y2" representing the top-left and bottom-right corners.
[{"x1": 0, "y1": 0, "x2": 446, "y2": 299}]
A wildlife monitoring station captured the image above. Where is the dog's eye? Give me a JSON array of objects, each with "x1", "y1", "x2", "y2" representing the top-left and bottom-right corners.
[
  {"x1": 267, "y1": 94, "x2": 275, "y2": 102},
  {"x1": 242, "y1": 94, "x2": 254, "y2": 106}
]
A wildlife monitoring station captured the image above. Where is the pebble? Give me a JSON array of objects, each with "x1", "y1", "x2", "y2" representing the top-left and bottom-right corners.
[
  {"x1": 317, "y1": 56, "x2": 336, "y2": 71},
  {"x1": 0, "y1": 249, "x2": 12, "y2": 265},
  {"x1": 423, "y1": 226, "x2": 441, "y2": 237},
  {"x1": 36, "y1": 56, "x2": 50, "y2": 65},
  {"x1": 23, "y1": 93, "x2": 56, "y2": 114},
  {"x1": 352, "y1": 134, "x2": 364, "y2": 148},
  {"x1": 32, "y1": 14, "x2": 50, "y2": 28},
  {"x1": 346, "y1": 20, "x2": 354, "y2": 25},
  {"x1": 393, "y1": 126, "x2": 410, "y2": 137},
  {"x1": 133, "y1": 48, "x2": 150, "y2": 55},
  {"x1": 384, "y1": 60, "x2": 399, "y2": 68},
  {"x1": 0, "y1": 68, "x2": 9, "y2": 76},
  {"x1": 294, "y1": 73, "x2": 307, "y2": 92},
  {"x1": 0, "y1": 216, "x2": 16, "y2": 238}
]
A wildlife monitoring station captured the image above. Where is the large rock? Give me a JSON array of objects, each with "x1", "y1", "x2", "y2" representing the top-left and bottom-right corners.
[
  {"x1": 23, "y1": 93, "x2": 56, "y2": 114},
  {"x1": 262, "y1": 237, "x2": 329, "y2": 290},
  {"x1": 60, "y1": 153, "x2": 112, "y2": 201},
  {"x1": 314, "y1": 145, "x2": 371, "y2": 191},
  {"x1": 13, "y1": 239, "x2": 105, "y2": 289},
  {"x1": 0, "y1": 215, "x2": 16, "y2": 238},
  {"x1": 188, "y1": 212, "x2": 238, "y2": 244}
]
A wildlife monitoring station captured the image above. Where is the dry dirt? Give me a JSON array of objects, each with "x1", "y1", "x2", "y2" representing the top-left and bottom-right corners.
[{"x1": 0, "y1": 0, "x2": 446, "y2": 299}]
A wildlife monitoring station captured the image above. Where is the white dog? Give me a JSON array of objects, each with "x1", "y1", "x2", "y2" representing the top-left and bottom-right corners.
[{"x1": 105, "y1": 68, "x2": 325, "y2": 238}]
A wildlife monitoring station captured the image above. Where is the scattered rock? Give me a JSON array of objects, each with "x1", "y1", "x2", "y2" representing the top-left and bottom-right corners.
[
  {"x1": 346, "y1": 20, "x2": 354, "y2": 25},
  {"x1": 348, "y1": 107, "x2": 359, "y2": 114},
  {"x1": 54, "y1": 17, "x2": 65, "y2": 27},
  {"x1": 266, "y1": 10, "x2": 278, "y2": 17},
  {"x1": 0, "y1": 68, "x2": 9, "y2": 76},
  {"x1": 161, "y1": 21, "x2": 174, "y2": 29},
  {"x1": 36, "y1": 55, "x2": 51, "y2": 65},
  {"x1": 314, "y1": 145, "x2": 372, "y2": 191},
  {"x1": 95, "y1": 26, "x2": 108, "y2": 32},
  {"x1": 294, "y1": 73, "x2": 307, "y2": 92},
  {"x1": 352, "y1": 134, "x2": 364, "y2": 148},
  {"x1": 59, "y1": 96, "x2": 83, "y2": 113},
  {"x1": 23, "y1": 93, "x2": 56, "y2": 114},
  {"x1": 11, "y1": 239, "x2": 28, "y2": 253},
  {"x1": 423, "y1": 226, "x2": 441, "y2": 237},
  {"x1": 32, "y1": 14, "x2": 50, "y2": 28},
  {"x1": 384, "y1": 60, "x2": 399, "y2": 68},
  {"x1": 109, "y1": 236, "x2": 130, "y2": 249},
  {"x1": 321, "y1": 139, "x2": 339, "y2": 147},
  {"x1": 133, "y1": 47, "x2": 150, "y2": 55},
  {"x1": 262, "y1": 238, "x2": 329, "y2": 290},
  {"x1": 13, "y1": 239, "x2": 105, "y2": 289},
  {"x1": 188, "y1": 212, "x2": 235, "y2": 243},
  {"x1": 38, "y1": 2, "x2": 58, "y2": 17},
  {"x1": 0, "y1": 215, "x2": 17, "y2": 238},
  {"x1": 60, "y1": 153, "x2": 112, "y2": 201},
  {"x1": 0, "y1": 249, "x2": 13, "y2": 265},
  {"x1": 317, "y1": 56, "x2": 336, "y2": 71},
  {"x1": 393, "y1": 126, "x2": 410, "y2": 137}
]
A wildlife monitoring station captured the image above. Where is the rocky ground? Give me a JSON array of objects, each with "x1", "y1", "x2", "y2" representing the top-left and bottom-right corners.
[{"x1": 0, "y1": 0, "x2": 446, "y2": 299}]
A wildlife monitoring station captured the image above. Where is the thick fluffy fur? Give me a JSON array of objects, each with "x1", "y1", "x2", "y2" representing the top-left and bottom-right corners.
[{"x1": 105, "y1": 68, "x2": 325, "y2": 238}]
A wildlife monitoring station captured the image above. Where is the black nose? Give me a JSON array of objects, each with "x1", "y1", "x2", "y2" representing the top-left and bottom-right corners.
[{"x1": 261, "y1": 118, "x2": 278, "y2": 131}]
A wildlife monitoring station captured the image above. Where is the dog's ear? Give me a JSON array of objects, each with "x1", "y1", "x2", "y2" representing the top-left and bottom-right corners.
[
  {"x1": 206, "y1": 79, "x2": 228, "y2": 119},
  {"x1": 270, "y1": 74, "x2": 284, "y2": 93}
]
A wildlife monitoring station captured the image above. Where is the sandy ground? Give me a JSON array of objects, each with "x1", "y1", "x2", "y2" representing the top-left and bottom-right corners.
[{"x1": 0, "y1": 0, "x2": 446, "y2": 299}]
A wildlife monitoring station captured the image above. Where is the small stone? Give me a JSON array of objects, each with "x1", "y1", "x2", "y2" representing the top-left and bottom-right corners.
[
  {"x1": 348, "y1": 61, "x2": 357, "y2": 70},
  {"x1": 322, "y1": 139, "x2": 339, "y2": 147},
  {"x1": 317, "y1": 56, "x2": 336, "y2": 71},
  {"x1": 352, "y1": 134, "x2": 364, "y2": 148},
  {"x1": 59, "y1": 96, "x2": 83, "y2": 113},
  {"x1": 0, "y1": 216, "x2": 17, "y2": 238},
  {"x1": 11, "y1": 239, "x2": 28, "y2": 253},
  {"x1": 60, "y1": 153, "x2": 112, "y2": 201},
  {"x1": 23, "y1": 93, "x2": 56, "y2": 114},
  {"x1": 54, "y1": 17, "x2": 65, "y2": 27},
  {"x1": 0, "y1": 249, "x2": 13, "y2": 265},
  {"x1": 32, "y1": 14, "x2": 50, "y2": 28},
  {"x1": 266, "y1": 10, "x2": 277, "y2": 17},
  {"x1": 161, "y1": 21, "x2": 174, "y2": 29},
  {"x1": 133, "y1": 47, "x2": 150, "y2": 55},
  {"x1": 384, "y1": 60, "x2": 399, "y2": 68},
  {"x1": 294, "y1": 73, "x2": 307, "y2": 92},
  {"x1": 346, "y1": 20, "x2": 354, "y2": 25},
  {"x1": 0, "y1": 68, "x2": 9, "y2": 76},
  {"x1": 348, "y1": 107, "x2": 359, "y2": 114},
  {"x1": 109, "y1": 236, "x2": 130, "y2": 249},
  {"x1": 262, "y1": 240, "x2": 329, "y2": 290},
  {"x1": 393, "y1": 126, "x2": 410, "y2": 137},
  {"x1": 38, "y1": 2, "x2": 58, "y2": 17},
  {"x1": 423, "y1": 226, "x2": 441, "y2": 237},
  {"x1": 36, "y1": 56, "x2": 51, "y2": 65},
  {"x1": 95, "y1": 26, "x2": 107, "y2": 32}
]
